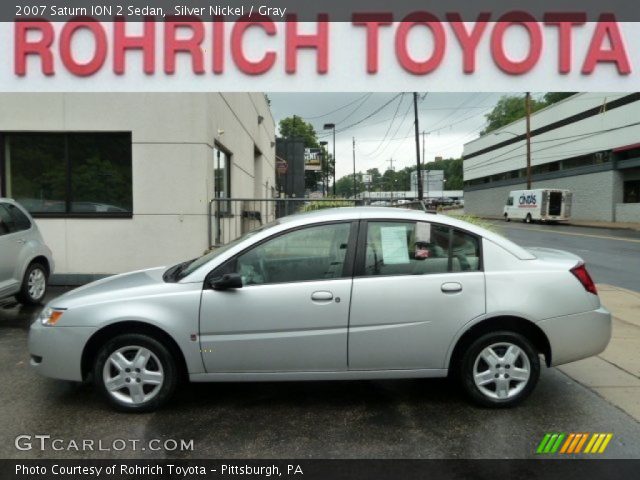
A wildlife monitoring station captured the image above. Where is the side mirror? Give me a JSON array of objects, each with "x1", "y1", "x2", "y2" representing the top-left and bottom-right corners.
[{"x1": 209, "y1": 273, "x2": 243, "y2": 290}]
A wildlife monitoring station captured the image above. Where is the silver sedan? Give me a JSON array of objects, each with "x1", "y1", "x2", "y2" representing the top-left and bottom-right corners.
[{"x1": 29, "y1": 208, "x2": 611, "y2": 412}]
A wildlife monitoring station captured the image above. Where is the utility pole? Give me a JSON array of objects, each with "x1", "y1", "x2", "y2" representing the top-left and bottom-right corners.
[
  {"x1": 387, "y1": 158, "x2": 395, "y2": 171},
  {"x1": 525, "y1": 92, "x2": 532, "y2": 189},
  {"x1": 323, "y1": 123, "x2": 336, "y2": 196},
  {"x1": 352, "y1": 137, "x2": 357, "y2": 199},
  {"x1": 413, "y1": 92, "x2": 423, "y2": 200}
]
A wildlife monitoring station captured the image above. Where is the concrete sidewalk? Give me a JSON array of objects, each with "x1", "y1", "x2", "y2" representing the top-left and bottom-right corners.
[{"x1": 559, "y1": 284, "x2": 640, "y2": 421}]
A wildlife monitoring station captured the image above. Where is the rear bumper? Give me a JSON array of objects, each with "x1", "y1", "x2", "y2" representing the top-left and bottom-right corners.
[
  {"x1": 28, "y1": 321, "x2": 95, "y2": 381},
  {"x1": 537, "y1": 307, "x2": 611, "y2": 366}
]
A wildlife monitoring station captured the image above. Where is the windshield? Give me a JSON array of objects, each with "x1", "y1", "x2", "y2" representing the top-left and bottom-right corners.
[{"x1": 168, "y1": 221, "x2": 278, "y2": 282}]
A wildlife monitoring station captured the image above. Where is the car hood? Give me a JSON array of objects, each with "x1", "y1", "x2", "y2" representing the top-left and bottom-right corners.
[
  {"x1": 50, "y1": 267, "x2": 167, "y2": 308},
  {"x1": 525, "y1": 247, "x2": 582, "y2": 267}
]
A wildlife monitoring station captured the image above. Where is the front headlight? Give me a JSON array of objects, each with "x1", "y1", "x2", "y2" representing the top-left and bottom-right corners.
[{"x1": 39, "y1": 307, "x2": 65, "y2": 326}]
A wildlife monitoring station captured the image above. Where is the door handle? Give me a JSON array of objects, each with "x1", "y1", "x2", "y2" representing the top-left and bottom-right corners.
[
  {"x1": 311, "y1": 291, "x2": 333, "y2": 302},
  {"x1": 16, "y1": 239, "x2": 26, "y2": 245},
  {"x1": 441, "y1": 282, "x2": 462, "y2": 293}
]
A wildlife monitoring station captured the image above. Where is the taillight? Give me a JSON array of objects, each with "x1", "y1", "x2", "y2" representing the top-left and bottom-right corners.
[{"x1": 570, "y1": 263, "x2": 597, "y2": 295}]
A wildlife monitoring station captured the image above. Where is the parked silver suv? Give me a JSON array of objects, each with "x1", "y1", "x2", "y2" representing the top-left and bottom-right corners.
[{"x1": 0, "y1": 198, "x2": 54, "y2": 305}]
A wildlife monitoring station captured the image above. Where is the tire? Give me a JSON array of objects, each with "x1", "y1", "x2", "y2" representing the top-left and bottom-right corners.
[
  {"x1": 458, "y1": 331, "x2": 540, "y2": 408},
  {"x1": 504, "y1": 213, "x2": 510, "y2": 222},
  {"x1": 524, "y1": 213, "x2": 532, "y2": 224},
  {"x1": 94, "y1": 333, "x2": 178, "y2": 412},
  {"x1": 16, "y1": 262, "x2": 48, "y2": 305}
]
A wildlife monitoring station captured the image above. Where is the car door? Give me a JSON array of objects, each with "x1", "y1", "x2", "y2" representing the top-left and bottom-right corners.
[
  {"x1": 199, "y1": 221, "x2": 357, "y2": 373},
  {"x1": 348, "y1": 220, "x2": 486, "y2": 371},
  {"x1": 0, "y1": 204, "x2": 25, "y2": 296}
]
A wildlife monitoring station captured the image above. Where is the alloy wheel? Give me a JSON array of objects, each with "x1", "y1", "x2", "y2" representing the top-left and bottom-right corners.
[
  {"x1": 27, "y1": 268, "x2": 46, "y2": 301},
  {"x1": 102, "y1": 346, "x2": 164, "y2": 405},
  {"x1": 472, "y1": 342, "x2": 531, "y2": 400}
]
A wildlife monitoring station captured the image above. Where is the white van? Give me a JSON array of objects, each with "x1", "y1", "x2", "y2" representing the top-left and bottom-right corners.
[{"x1": 503, "y1": 189, "x2": 572, "y2": 223}]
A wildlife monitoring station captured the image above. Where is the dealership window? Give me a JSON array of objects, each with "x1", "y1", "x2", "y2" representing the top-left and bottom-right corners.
[
  {"x1": 214, "y1": 145, "x2": 231, "y2": 199},
  {"x1": 624, "y1": 180, "x2": 640, "y2": 203},
  {"x1": 213, "y1": 144, "x2": 231, "y2": 215},
  {"x1": 1, "y1": 133, "x2": 132, "y2": 216}
]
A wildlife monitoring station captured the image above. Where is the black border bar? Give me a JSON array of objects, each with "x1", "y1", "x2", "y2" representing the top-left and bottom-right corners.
[
  {"x1": 5, "y1": 1, "x2": 640, "y2": 22},
  {"x1": 3, "y1": 459, "x2": 640, "y2": 480}
]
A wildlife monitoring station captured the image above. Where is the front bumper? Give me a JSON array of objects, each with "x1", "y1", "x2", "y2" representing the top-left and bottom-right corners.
[
  {"x1": 28, "y1": 320, "x2": 96, "y2": 382},
  {"x1": 537, "y1": 306, "x2": 611, "y2": 366}
]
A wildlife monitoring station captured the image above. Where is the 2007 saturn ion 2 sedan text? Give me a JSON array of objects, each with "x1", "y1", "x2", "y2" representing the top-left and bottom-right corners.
[{"x1": 29, "y1": 208, "x2": 611, "y2": 412}]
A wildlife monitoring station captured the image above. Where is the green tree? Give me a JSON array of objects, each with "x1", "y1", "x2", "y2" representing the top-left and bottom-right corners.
[
  {"x1": 480, "y1": 95, "x2": 545, "y2": 135},
  {"x1": 481, "y1": 93, "x2": 577, "y2": 135},
  {"x1": 542, "y1": 92, "x2": 576, "y2": 105},
  {"x1": 424, "y1": 158, "x2": 463, "y2": 190},
  {"x1": 278, "y1": 115, "x2": 318, "y2": 148}
]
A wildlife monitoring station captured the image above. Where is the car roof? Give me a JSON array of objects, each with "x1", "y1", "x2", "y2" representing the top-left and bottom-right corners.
[{"x1": 274, "y1": 207, "x2": 534, "y2": 259}]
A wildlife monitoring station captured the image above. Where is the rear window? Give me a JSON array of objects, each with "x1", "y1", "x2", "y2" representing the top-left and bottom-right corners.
[
  {"x1": 6, "y1": 204, "x2": 32, "y2": 231},
  {"x1": 0, "y1": 203, "x2": 31, "y2": 234}
]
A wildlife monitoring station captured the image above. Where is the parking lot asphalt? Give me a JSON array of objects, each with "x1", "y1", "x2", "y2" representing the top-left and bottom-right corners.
[
  {"x1": 486, "y1": 220, "x2": 640, "y2": 291},
  {"x1": 1, "y1": 289, "x2": 640, "y2": 460}
]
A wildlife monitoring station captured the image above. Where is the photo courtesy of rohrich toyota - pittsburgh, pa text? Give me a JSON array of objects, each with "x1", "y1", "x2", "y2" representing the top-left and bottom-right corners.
[{"x1": 0, "y1": 1, "x2": 639, "y2": 479}]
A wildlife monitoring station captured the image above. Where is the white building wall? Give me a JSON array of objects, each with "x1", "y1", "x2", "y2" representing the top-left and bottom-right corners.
[
  {"x1": 463, "y1": 93, "x2": 638, "y2": 181},
  {"x1": 0, "y1": 93, "x2": 275, "y2": 277}
]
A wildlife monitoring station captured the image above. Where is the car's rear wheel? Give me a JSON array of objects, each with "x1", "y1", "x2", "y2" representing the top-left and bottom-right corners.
[
  {"x1": 16, "y1": 262, "x2": 47, "y2": 305},
  {"x1": 524, "y1": 213, "x2": 532, "y2": 224},
  {"x1": 94, "y1": 334, "x2": 177, "y2": 412},
  {"x1": 459, "y1": 331, "x2": 540, "y2": 407}
]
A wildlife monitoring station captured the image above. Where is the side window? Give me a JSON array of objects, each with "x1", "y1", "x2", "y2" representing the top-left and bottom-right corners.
[
  {"x1": 6, "y1": 204, "x2": 31, "y2": 232},
  {"x1": 451, "y1": 229, "x2": 481, "y2": 272},
  {"x1": 363, "y1": 222, "x2": 482, "y2": 276},
  {"x1": 364, "y1": 221, "x2": 450, "y2": 276},
  {"x1": 0, "y1": 205, "x2": 12, "y2": 236},
  {"x1": 507, "y1": 196, "x2": 514, "y2": 206},
  {"x1": 234, "y1": 223, "x2": 352, "y2": 286}
]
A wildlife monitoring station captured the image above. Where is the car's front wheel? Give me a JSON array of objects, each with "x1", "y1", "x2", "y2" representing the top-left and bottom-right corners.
[
  {"x1": 459, "y1": 331, "x2": 540, "y2": 407},
  {"x1": 94, "y1": 334, "x2": 178, "y2": 412},
  {"x1": 16, "y1": 262, "x2": 48, "y2": 305}
]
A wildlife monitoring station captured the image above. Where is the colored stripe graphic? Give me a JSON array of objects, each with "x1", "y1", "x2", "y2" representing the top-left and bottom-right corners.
[
  {"x1": 538, "y1": 433, "x2": 613, "y2": 454},
  {"x1": 536, "y1": 433, "x2": 552, "y2": 454},
  {"x1": 575, "y1": 433, "x2": 589, "y2": 453},
  {"x1": 598, "y1": 434, "x2": 613, "y2": 453}
]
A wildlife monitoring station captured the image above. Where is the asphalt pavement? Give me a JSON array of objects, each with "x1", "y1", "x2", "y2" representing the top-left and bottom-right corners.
[
  {"x1": 1, "y1": 286, "x2": 640, "y2": 459},
  {"x1": 486, "y1": 220, "x2": 640, "y2": 292}
]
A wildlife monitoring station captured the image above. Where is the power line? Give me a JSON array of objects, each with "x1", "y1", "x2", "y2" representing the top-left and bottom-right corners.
[
  {"x1": 317, "y1": 93, "x2": 403, "y2": 138},
  {"x1": 364, "y1": 93, "x2": 406, "y2": 156},
  {"x1": 334, "y1": 93, "x2": 373, "y2": 125},
  {"x1": 302, "y1": 93, "x2": 370, "y2": 120}
]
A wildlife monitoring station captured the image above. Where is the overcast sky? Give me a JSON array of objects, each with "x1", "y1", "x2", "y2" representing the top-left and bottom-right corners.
[{"x1": 269, "y1": 92, "x2": 511, "y2": 179}]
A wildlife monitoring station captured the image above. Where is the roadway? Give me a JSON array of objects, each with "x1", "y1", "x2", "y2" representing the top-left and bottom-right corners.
[{"x1": 487, "y1": 220, "x2": 640, "y2": 291}]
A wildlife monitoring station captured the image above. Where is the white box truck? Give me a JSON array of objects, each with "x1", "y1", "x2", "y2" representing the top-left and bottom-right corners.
[{"x1": 503, "y1": 189, "x2": 572, "y2": 223}]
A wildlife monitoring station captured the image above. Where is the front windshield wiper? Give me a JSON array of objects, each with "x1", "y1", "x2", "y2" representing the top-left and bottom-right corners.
[{"x1": 163, "y1": 259, "x2": 196, "y2": 283}]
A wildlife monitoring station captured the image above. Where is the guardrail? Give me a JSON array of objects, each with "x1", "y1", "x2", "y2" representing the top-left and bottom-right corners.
[{"x1": 207, "y1": 197, "x2": 430, "y2": 248}]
